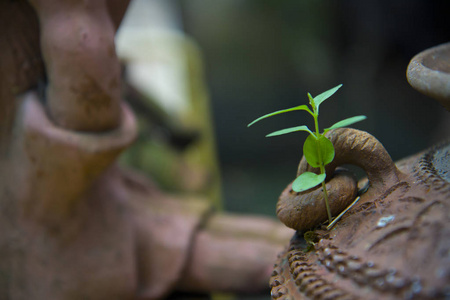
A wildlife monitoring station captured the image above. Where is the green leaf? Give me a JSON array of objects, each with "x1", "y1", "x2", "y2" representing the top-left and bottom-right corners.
[
  {"x1": 313, "y1": 84, "x2": 343, "y2": 110},
  {"x1": 324, "y1": 115, "x2": 367, "y2": 131},
  {"x1": 292, "y1": 172, "x2": 326, "y2": 192},
  {"x1": 307, "y1": 93, "x2": 315, "y2": 108},
  {"x1": 266, "y1": 125, "x2": 314, "y2": 137},
  {"x1": 247, "y1": 105, "x2": 313, "y2": 127},
  {"x1": 303, "y1": 134, "x2": 335, "y2": 167}
]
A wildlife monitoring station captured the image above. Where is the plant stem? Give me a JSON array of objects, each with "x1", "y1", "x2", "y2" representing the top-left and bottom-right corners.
[
  {"x1": 321, "y1": 177, "x2": 332, "y2": 224},
  {"x1": 313, "y1": 112, "x2": 333, "y2": 224}
]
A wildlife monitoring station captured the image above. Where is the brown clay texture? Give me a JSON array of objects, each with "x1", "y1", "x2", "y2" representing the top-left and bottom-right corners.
[
  {"x1": 277, "y1": 169, "x2": 357, "y2": 231},
  {"x1": 277, "y1": 128, "x2": 403, "y2": 232},
  {"x1": 271, "y1": 140, "x2": 450, "y2": 299}
]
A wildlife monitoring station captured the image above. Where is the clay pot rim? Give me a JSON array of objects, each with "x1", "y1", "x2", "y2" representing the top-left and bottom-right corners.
[{"x1": 407, "y1": 42, "x2": 450, "y2": 109}]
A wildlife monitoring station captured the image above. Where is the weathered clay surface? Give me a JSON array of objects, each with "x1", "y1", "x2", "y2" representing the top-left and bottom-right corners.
[
  {"x1": 298, "y1": 128, "x2": 404, "y2": 196},
  {"x1": 277, "y1": 169, "x2": 357, "y2": 231},
  {"x1": 272, "y1": 139, "x2": 450, "y2": 299},
  {"x1": 277, "y1": 128, "x2": 404, "y2": 232}
]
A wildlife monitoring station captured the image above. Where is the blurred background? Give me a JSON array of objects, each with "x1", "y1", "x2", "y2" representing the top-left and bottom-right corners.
[
  {"x1": 180, "y1": 0, "x2": 450, "y2": 216},
  {"x1": 115, "y1": 0, "x2": 449, "y2": 298},
  {"x1": 117, "y1": 0, "x2": 449, "y2": 218}
]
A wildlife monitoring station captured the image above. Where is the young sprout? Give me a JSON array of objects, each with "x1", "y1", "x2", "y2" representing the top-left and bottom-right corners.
[{"x1": 248, "y1": 84, "x2": 366, "y2": 224}]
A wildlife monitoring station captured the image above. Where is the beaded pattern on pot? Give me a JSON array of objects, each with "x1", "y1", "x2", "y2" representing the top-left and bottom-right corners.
[
  {"x1": 271, "y1": 240, "x2": 355, "y2": 300},
  {"x1": 413, "y1": 145, "x2": 450, "y2": 197},
  {"x1": 271, "y1": 238, "x2": 429, "y2": 300},
  {"x1": 315, "y1": 239, "x2": 422, "y2": 299}
]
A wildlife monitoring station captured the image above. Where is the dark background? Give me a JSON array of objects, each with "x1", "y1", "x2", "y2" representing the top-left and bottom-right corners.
[{"x1": 178, "y1": 0, "x2": 450, "y2": 218}]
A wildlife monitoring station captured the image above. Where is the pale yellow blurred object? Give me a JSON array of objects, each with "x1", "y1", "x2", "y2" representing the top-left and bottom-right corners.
[{"x1": 116, "y1": 0, "x2": 222, "y2": 209}]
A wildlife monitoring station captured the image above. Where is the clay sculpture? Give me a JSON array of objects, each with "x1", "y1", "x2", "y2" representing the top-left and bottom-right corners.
[{"x1": 0, "y1": 1, "x2": 292, "y2": 299}]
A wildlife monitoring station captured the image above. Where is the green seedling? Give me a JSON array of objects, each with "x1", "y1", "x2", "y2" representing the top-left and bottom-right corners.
[{"x1": 248, "y1": 84, "x2": 366, "y2": 224}]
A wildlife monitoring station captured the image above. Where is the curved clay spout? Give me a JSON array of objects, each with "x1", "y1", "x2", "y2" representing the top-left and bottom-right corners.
[{"x1": 277, "y1": 128, "x2": 403, "y2": 231}]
